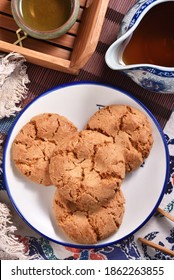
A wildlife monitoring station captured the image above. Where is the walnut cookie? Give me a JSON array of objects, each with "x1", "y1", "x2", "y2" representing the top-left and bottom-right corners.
[
  {"x1": 86, "y1": 105, "x2": 153, "y2": 172},
  {"x1": 12, "y1": 113, "x2": 78, "y2": 186},
  {"x1": 49, "y1": 130, "x2": 126, "y2": 211},
  {"x1": 53, "y1": 188, "x2": 125, "y2": 244}
]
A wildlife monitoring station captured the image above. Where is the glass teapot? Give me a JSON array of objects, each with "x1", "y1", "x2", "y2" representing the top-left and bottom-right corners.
[{"x1": 105, "y1": 0, "x2": 174, "y2": 94}]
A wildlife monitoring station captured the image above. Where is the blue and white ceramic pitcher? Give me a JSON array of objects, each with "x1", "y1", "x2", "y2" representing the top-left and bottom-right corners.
[{"x1": 105, "y1": 0, "x2": 174, "y2": 93}]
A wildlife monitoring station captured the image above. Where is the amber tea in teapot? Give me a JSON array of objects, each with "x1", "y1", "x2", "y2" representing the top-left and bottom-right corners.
[{"x1": 122, "y1": 2, "x2": 174, "y2": 67}]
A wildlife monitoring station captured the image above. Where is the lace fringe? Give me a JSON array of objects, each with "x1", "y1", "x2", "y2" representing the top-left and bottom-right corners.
[
  {"x1": 0, "y1": 202, "x2": 32, "y2": 260},
  {"x1": 0, "y1": 52, "x2": 30, "y2": 119}
]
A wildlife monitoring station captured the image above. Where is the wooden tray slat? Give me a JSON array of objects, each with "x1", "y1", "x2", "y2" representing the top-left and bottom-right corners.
[
  {"x1": 1, "y1": 40, "x2": 72, "y2": 73},
  {"x1": 0, "y1": 29, "x2": 71, "y2": 60},
  {"x1": 0, "y1": 2, "x2": 11, "y2": 14},
  {"x1": 0, "y1": 0, "x2": 109, "y2": 74}
]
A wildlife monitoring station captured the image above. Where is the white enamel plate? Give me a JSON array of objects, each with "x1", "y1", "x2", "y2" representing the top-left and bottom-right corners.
[{"x1": 3, "y1": 82, "x2": 169, "y2": 248}]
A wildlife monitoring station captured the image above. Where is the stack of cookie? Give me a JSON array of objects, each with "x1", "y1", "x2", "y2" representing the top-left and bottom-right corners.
[{"x1": 12, "y1": 105, "x2": 153, "y2": 244}]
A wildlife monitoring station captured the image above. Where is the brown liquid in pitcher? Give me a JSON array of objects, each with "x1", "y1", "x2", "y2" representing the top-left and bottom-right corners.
[{"x1": 122, "y1": 2, "x2": 174, "y2": 67}]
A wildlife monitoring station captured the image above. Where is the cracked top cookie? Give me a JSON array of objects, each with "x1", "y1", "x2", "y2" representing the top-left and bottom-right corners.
[
  {"x1": 53, "y1": 188, "x2": 125, "y2": 244},
  {"x1": 12, "y1": 113, "x2": 78, "y2": 186},
  {"x1": 49, "y1": 130, "x2": 126, "y2": 211},
  {"x1": 86, "y1": 105, "x2": 153, "y2": 172}
]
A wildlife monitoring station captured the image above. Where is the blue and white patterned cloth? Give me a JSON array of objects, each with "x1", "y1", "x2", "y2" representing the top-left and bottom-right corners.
[{"x1": 0, "y1": 110, "x2": 174, "y2": 260}]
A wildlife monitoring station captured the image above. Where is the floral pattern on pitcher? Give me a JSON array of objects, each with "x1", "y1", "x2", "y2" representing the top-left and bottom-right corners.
[{"x1": 124, "y1": 68, "x2": 174, "y2": 93}]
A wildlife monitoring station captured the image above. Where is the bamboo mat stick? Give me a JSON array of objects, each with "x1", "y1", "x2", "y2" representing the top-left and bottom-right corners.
[
  {"x1": 138, "y1": 208, "x2": 174, "y2": 257},
  {"x1": 157, "y1": 207, "x2": 174, "y2": 222},
  {"x1": 138, "y1": 238, "x2": 174, "y2": 257}
]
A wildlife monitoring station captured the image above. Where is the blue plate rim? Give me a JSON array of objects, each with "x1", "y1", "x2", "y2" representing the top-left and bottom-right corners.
[{"x1": 3, "y1": 80, "x2": 170, "y2": 249}]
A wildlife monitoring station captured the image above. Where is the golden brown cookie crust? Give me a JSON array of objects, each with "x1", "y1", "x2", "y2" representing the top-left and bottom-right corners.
[
  {"x1": 12, "y1": 113, "x2": 78, "y2": 186},
  {"x1": 86, "y1": 105, "x2": 153, "y2": 172},
  {"x1": 49, "y1": 130, "x2": 125, "y2": 210},
  {"x1": 53, "y1": 188, "x2": 125, "y2": 244}
]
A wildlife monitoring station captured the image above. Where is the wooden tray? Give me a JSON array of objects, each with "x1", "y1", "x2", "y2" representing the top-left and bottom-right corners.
[{"x1": 0, "y1": 0, "x2": 109, "y2": 74}]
